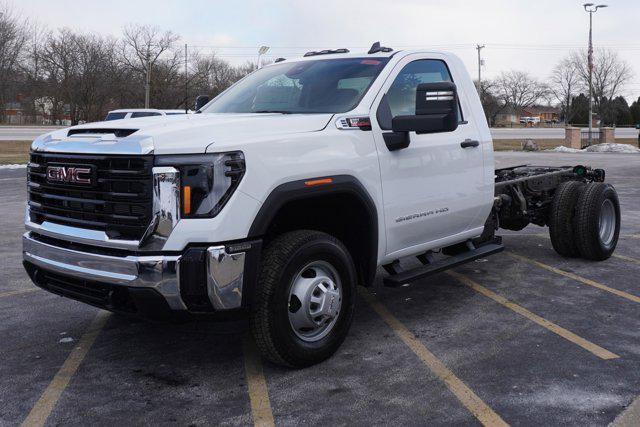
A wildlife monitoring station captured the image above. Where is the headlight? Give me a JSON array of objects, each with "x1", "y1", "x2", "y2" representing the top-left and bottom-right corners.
[{"x1": 155, "y1": 151, "x2": 245, "y2": 218}]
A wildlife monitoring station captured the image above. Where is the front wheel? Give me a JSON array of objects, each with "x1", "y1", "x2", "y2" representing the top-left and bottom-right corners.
[{"x1": 250, "y1": 230, "x2": 357, "y2": 368}]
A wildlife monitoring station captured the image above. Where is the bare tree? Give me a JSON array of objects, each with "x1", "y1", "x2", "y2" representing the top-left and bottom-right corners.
[
  {"x1": 0, "y1": 3, "x2": 29, "y2": 120},
  {"x1": 550, "y1": 57, "x2": 580, "y2": 123},
  {"x1": 475, "y1": 79, "x2": 505, "y2": 126},
  {"x1": 38, "y1": 29, "x2": 81, "y2": 123},
  {"x1": 119, "y1": 24, "x2": 180, "y2": 107},
  {"x1": 570, "y1": 48, "x2": 633, "y2": 120},
  {"x1": 494, "y1": 70, "x2": 549, "y2": 113}
]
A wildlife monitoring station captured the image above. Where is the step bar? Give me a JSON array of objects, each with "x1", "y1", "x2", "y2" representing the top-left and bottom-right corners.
[{"x1": 383, "y1": 241, "x2": 504, "y2": 287}]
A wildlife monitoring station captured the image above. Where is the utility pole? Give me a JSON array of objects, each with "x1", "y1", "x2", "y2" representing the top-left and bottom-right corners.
[
  {"x1": 184, "y1": 43, "x2": 188, "y2": 113},
  {"x1": 476, "y1": 44, "x2": 485, "y2": 91},
  {"x1": 144, "y1": 51, "x2": 151, "y2": 108},
  {"x1": 583, "y1": 3, "x2": 608, "y2": 146}
]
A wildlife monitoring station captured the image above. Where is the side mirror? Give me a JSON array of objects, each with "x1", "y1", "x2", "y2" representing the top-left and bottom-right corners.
[
  {"x1": 195, "y1": 95, "x2": 211, "y2": 112},
  {"x1": 382, "y1": 82, "x2": 459, "y2": 151},
  {"x1": 392, "y1": 82, "x2": 459, "y2": 134}
]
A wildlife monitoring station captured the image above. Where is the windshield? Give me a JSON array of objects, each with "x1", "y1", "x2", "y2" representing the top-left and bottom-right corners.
[{"x1": 201, "y1": 57, "x2": 390, "y2": 114}]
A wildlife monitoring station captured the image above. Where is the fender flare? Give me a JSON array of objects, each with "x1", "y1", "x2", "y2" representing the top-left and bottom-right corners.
[{"x1": 247, "y1": 175, "x2": 378, "y2": 285}]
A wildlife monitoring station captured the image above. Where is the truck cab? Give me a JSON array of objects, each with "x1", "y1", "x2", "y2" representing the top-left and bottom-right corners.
[{"x1": 23, "y1": 44, "x2": 619, "y2": 368}]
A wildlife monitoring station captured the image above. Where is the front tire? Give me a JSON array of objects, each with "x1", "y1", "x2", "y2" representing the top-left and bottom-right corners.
[
  {"x1": 574, "y1": 183, "x2": 621, "y2": 261},
  {"x1": 250, "y1": 230, "x2": 357, "y2": 368}
]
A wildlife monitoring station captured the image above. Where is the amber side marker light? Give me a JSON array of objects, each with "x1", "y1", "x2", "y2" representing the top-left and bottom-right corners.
[
  {"x1": 183, "y1": 186, "x2": 192, "y2": 215},
  {"x1": 304, "y1": 178, "x2": 333, "y2": 187}
]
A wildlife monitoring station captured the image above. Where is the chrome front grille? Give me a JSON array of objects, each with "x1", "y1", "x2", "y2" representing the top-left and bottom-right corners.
[{"x1": 27, "y1": 153, "x2": 154, "y2": 241}]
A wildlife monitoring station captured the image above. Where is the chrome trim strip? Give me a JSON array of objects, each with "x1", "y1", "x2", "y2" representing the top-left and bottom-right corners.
[
  {"x1": 25, "y1": 219, "x2": 141, "y2": 250},
  {"x1": 23, "y1": 232, "x2": 187, "y2": 310},
  {"x1": 139, "y1": 167, "x2": 181, "y2": 250},
  {"x1": 206, "y1": 246, "x2": 245, "y2": 310}
]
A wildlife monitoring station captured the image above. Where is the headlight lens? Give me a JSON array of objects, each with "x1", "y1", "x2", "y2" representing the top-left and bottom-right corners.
[{"x1": 155, "y1": 151, "x2": 245, "y2": 218}]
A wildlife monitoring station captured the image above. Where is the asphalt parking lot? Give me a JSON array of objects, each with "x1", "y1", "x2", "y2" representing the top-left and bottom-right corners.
[{"x1": 1, "y1": 151, "x2": 640, "y2": 426}]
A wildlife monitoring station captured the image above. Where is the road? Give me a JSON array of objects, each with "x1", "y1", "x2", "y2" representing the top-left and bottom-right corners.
[
  {"x1": 1, "y1": 152, "x2": 640, "y2": 425},
  {"x1": 491, "y1": 127, "x2": 639, "y2": 139},
  {"x1": 1, "y1": 125, "x2": 638, "y2": 141},
  {"x1": 0, "y1": 126, "x2": 62, "y2": 141}
]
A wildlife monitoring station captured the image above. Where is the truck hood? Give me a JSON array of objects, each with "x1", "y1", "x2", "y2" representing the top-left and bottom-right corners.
[{"x1": 32, "y1": 113, "x2": 334, "y2": 155}]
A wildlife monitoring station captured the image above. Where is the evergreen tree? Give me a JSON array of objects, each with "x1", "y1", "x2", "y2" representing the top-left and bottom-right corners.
[
  {"x1": 612, "y1": 96, "x2": 633, "y2": 126},
  {"x1": 630, "y1": 97, "x2": 640, "y2": 125},
  {"x1": 570, "y1": 94, "x2": 589, "y2": 125}
]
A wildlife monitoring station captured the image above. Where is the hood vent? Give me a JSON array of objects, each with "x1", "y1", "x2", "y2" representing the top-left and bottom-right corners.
[{"x1": 67, "y1": 128, "x2": 138, "y2": 138}]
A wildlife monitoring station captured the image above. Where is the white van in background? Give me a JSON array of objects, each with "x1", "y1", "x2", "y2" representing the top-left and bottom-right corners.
[{"x1": 105, "y1": 109, "x2": 191, "y2": 121}]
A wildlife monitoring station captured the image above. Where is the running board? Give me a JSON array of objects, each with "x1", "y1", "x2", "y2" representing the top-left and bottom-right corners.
[{"x1": 383, "y1": 242, "x2": 504, "y2": 287}]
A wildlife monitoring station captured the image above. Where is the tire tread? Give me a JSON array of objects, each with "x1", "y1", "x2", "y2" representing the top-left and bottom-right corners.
[
  {"x1": 250, "y1": 230, "x2": 348, "y2": 367},
  {"x1": 549, "y1": 180, "x2": 584, "y2": 257}
]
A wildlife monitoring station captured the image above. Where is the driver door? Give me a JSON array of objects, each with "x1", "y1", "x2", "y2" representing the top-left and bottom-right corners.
[{"x1": 371, "y1": 54, "x2": 486, "y2": 258}]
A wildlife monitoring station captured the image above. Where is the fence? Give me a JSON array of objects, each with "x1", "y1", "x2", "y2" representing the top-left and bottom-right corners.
[{"x1": 580, "y1": 130, "x2": 600, "y2": 148}]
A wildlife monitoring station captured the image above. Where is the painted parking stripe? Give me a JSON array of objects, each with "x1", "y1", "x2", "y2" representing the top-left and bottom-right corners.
[
  {"x1": 0, "y1": 288, "x2": 39, "y2": 298},
  {"x1": 613, "y1": 254, "x2": 640, "y2": 266},
  {"x1": 21, "y1": 311, "x2": 110, "y2": 427},
  {"x1": 508, "y1": 232, "x2": 640, "y2": 266},
  {"x1": 448, "y1": 271, "x2": 619, "y2": 360},
  {"x1": 243, "y1": 336, "x2": 275, "y2": 427},
  {"x1": 359, "y1": 287, "x2": 508, "y2": 427},
  {"x1": 508, "y1": 252, "x2": 640, "y2": 304}
]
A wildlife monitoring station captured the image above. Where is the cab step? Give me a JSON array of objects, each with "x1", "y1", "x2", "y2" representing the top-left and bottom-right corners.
[{"x1": 383, "y1": 240, "x2": 504, "y2": 287}]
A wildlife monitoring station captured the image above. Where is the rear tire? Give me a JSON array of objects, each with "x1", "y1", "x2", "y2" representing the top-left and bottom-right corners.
[
  {"x1": 250, "y1": 230, "x2": 357, "y2": 368},
  {"x1": 574, "y1": 182, "x2": 620, "y2": 261},
  {"x1": 549, "y1": 181, "x2": 585, "y2": 257}
]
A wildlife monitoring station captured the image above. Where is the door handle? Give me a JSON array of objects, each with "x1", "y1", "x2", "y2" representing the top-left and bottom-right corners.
[{"x1": 460, "y1": 139, "x2": 480, "y2": 148}]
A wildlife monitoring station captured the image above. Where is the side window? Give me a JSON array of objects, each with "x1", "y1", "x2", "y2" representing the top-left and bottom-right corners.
[{"x1": 377, "y1": 59, "x2": 461, "y2": 130}]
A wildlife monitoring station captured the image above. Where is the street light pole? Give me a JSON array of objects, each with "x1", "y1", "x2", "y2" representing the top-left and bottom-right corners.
[
  {"x1": 476, "y1": 44, "x2": 485, "y2": 90},
  {"x1": 583, "y1": 3, "x2": 608, "y2": 146},
  {"x1": 144, "y1": 51, "x2": 151, "y2": 109}
]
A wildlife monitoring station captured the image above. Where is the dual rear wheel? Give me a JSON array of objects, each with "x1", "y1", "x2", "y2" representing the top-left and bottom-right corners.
[{"x1": 549, "y1": 181, "x2": 620, "y2": 260}]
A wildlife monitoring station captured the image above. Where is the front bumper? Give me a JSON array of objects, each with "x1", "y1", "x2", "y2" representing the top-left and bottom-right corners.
[{"x1": 23, "y1": 232, "x2": 260, "y2": 318}]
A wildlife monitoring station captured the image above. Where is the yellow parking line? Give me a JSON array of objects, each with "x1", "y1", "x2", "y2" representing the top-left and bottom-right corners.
[
  {"x1": 0, "y1": 288, "x2": 39, "y2": 299},
  {"x1": 358, "y1": 287, "x2": 508, "y2": 427},
  {"x1": 508, "y1": 252, "x2": 640, "y2": 304},
  {"x1": 243, "y1": 336, "x2": 275, "y2": 427},
  {"x1": 613, "y1": 254, "x2": 640, "y2": 266},
  {"x1": 448, "y1": 271, "x2": 619, "y2": 360},
  {"x1": 21, "y1": 311, "x2": 110, "y2": 427}
]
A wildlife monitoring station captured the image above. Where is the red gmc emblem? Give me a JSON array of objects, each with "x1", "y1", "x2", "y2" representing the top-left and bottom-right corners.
[{"x1": 46, "y1": 166, "x2": 93, "y2": 185}]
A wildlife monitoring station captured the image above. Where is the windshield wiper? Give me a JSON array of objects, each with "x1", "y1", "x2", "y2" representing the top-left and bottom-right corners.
[{"x1": 252, "y1": 110, "x2": 293, "y2": 114}]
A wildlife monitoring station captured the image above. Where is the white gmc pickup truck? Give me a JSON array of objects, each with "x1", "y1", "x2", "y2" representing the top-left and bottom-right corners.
[{"x1": 23, "y1": 43, "x2": 620, "y2": 367}]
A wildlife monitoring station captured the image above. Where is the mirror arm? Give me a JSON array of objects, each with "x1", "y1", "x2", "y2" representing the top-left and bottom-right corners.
[{"x1": 383, "y1": 131, "x2": 410, "y2": 151}]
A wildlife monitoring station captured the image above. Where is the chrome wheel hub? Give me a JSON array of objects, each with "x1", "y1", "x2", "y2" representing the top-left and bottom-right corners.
[
  {"x1": 599, "y1": 198, "x2": 616, "y2": 247},
  {"x1": 288, "y1": 261, "x2": 342, "y2": 342}
]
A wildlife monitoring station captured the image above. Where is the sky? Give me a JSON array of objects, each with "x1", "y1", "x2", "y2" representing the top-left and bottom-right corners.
[{"x1": 10, "y1": 0, "x2": 640, "y2": 101}]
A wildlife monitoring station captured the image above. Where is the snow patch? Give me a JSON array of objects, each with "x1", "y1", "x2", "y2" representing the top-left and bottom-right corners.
[
  {"x1": 548, "y1": 146, "x2": 581, "y2": 153},
  {"x1": 0, "y1": 164, "x2": 27, "y2": 169},
  {"x1": 547, "y1": 143, "x2": 640, "y2": 154},
  {"x1": 585, "y1": 143, "x2": 640, "y2": 153}
]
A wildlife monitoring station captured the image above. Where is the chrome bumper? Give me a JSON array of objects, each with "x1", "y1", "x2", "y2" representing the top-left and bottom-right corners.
[{"x1": 22, "y1": 232, "x2": 246, "y2": 312}]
